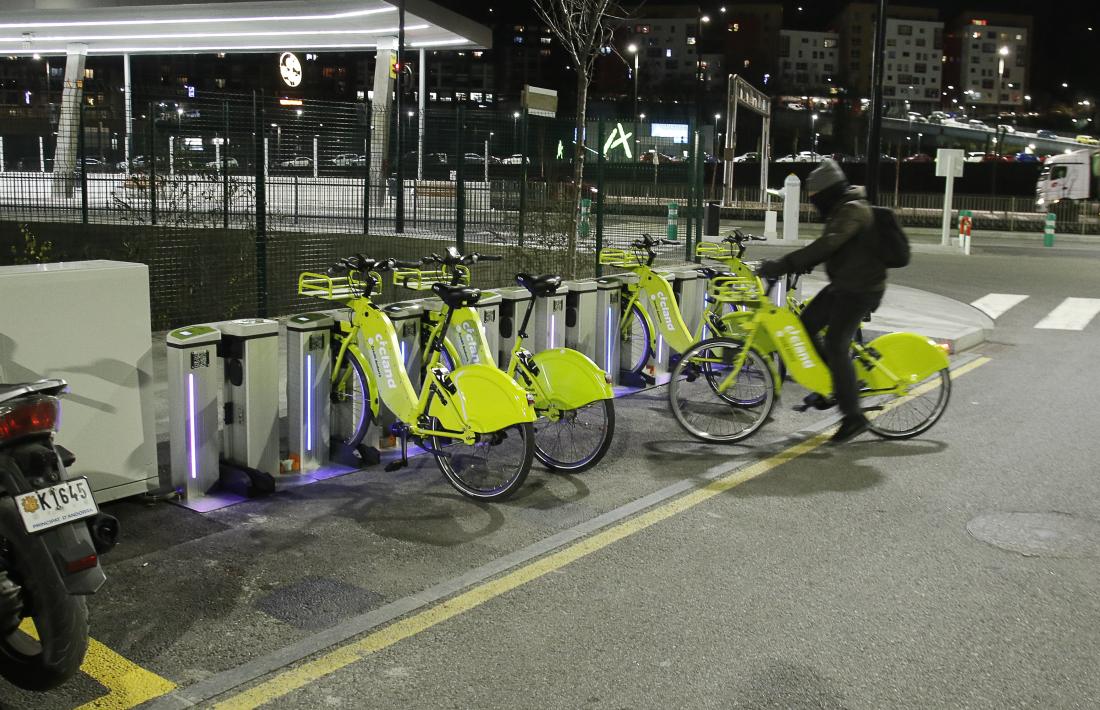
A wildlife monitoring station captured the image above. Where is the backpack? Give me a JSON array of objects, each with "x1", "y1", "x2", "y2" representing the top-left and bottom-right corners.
[{"x1": 869, "y1": 205, "x2": 911, "y2": 268}]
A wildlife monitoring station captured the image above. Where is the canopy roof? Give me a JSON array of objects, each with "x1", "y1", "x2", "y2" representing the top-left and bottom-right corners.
[{"x1": 0, "y1": 0, "x2": 490, "y2": 55}]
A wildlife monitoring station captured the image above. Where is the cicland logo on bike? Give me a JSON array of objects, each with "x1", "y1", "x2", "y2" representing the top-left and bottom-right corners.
[
  {"x1": 371, "y1": 334, "x2": 398, "y2": 388},
  {"x1": 650, "y1": 292, "x2": 676, "y2": 332},
  {"x1": 456, "y1": 321, "x2": 482, "y2": 364},
  {"x1": 776, "y1": 325, "x2": 815, "y2": 369}
]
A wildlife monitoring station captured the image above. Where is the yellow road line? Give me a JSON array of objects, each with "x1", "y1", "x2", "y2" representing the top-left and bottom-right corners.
[
  {"x1": 17, "y1": 618, "x2": 176, "y2": 709},
  {"x1": 213, "y1": 356, "x2": 991, "y2": 710},
  {"x1": 73, "y1": 638, "x2": 177, "y2": 710}
]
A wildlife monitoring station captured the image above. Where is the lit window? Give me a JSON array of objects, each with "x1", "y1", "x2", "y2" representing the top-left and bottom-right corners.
[
  {"x1": 541, "y1": 37, "x2": 551, "y2": 45},
  {"x1": 514, "y1": 36, "x2": 524, "y2": 44},
  {"x1": 729, "y1": 22, "x2": 739, "y2": 32},
  {"x1": 473, "y1": 51, "x2": 483, "y2": 57},
  {"x1": 83, "y1": 68, "x2": 94, "y2": 79},
  {"x1": 1015, "y1": 34, "x2": 1023, "y2": 40},
  {"x1": 471, "y1": 92, "x2": 483, "y2": 101},
  {"x1": 686, "y1": 36, "x2": 696, "y2": 45},
  {"x1": 666, "y1": 48, "x2": 673, "y2": 58},
  {"x1": 429, "y1": 91, "x2": 437, "y2": 101}
]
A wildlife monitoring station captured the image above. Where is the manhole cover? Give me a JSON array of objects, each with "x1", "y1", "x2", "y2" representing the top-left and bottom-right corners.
[{"x1": 967, "y1": 512, "x2": 1100, "y2": 558}]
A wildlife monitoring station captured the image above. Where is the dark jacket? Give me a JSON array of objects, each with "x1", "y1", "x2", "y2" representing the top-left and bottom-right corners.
[{"x1": 785, "y1": 185, "x2": 886, "y2": 293}]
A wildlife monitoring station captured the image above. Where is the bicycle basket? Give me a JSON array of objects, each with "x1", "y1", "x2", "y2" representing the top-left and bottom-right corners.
[
  {"x1": 598, "y1": 248, "x2": 644, "y2": 268},
  {"x1": 298, "y1": 271, "x2": 374, "y2": 302},
  {"x1": 708, "y1": 276, "x2": 764, "y2": 306},
  {"x1": 695, "y1": 241, "x2": 734, "y2": 258},
  {"x1": 392, "y1": 264, "x2": 470, "y2": 291}
]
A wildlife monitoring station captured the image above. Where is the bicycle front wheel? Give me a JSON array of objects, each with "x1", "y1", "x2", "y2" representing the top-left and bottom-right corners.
[
  {"x1": 433, "y1": 422, "x2": 534, "y2": 500},
  {"x1": 669, "y1": 338, "x2": 775, "y2": 443},
  {"x1": 534, "y1": 398, "x2": 615, "y2": 473},
  {"x1": 622, "y1": 304, "x2": 652, "y2": 376},
  {"x1": 864, "y1": 368, "x2": 951, "y2": 439},
  {"x1": 331, "y1": 342, "x2": 372, "y2": 449}
]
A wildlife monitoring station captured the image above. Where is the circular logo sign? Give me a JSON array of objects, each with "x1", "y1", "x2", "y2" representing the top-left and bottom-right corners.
[{"x1": 279, "y1": 52, "x2": 302, "y2": 87}]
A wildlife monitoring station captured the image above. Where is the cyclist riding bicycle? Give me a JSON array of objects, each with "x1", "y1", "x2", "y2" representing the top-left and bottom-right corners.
[{"x1": 758, "y1": 158, "x2": 886, "y2": 445}]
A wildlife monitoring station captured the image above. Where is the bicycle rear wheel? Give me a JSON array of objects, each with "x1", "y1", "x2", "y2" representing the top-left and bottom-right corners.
[
  {"x1": 330, "y1": 343, "x2": 372, "y2": 449},
  {"x1": 864, "y1": 368, "x2": 951, "y2": 439},
  {"x1": 432, "y1": 422, "x2": 534, "y2": 500},
  {"x1": 533, "y1": 398, "x2": 615, "y2": 473},
  {"x1": 669, "y1": 338, "x2": 775, "y2": 443}
]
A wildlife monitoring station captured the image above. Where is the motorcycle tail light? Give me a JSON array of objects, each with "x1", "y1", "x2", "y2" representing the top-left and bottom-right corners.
[
  {"x1": 0, "y1": 397, "x2": 60, "y2": 441},
  {"x1": 65, "y1": 554, "x2": 98, "y2": 574}
]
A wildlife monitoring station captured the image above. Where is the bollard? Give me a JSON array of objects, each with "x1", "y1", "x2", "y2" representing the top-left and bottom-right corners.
[
  {"x1": 763, "y1": 210, "x2": 778, "y2": 239},
  {"x1": 1044, "y1": 212, "x2": 1055, "y2": 247},
  {"x1": 579, "y1": 198, "x2": 592, "y2": 240},
  {"x1": 563, "y1": 279, "x2": 599, "y2": 362},
  {"x1": 218, "y1": 318, "x2": 280, "y2": 491},
  {"x1": 958, "y1": 209, "x2": 973, "y2": 255},
  {"x1": 667, "y1": 202, "x2": 679, "y2": 241},
  {"x1": 782, "y1": 173, "x2": 800, "y2": 242}
]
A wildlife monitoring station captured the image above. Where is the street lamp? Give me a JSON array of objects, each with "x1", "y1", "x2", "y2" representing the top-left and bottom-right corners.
[
  {"x1": 627, "y1": 43, "x2": 639, "y2": 121},
  {"x1": 811, "y1": 113, "x2": 818, "y2": 156},
  {"x1": 713, "y1": 112, "x2": 721, "y2": 156},
  {"x1": 512, "y1": 110, "x2": 520, "y2": 147},
  {"x1": 996, "y1": 46, "x2": 1009, "y2": 121}
]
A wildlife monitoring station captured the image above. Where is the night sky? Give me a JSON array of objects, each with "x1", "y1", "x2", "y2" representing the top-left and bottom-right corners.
[{"x1": 437, "y1": 0, "x2": 1100, "y2": 102}]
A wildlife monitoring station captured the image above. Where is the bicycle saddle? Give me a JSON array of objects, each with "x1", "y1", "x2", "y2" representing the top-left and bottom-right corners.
[
  {"x1": 696, "y1": 266, "x2": 732, "y2": 280},
  {"x1": 515, "y1": 273, "x2": 562, "y2": 297},
  {"x1": 431, "y1": 282, "x2": 482, "y2": 308}
]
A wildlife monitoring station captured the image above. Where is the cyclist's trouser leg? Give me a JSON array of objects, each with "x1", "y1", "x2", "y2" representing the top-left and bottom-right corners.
[{"x1": 820, "y1": 288, "x2": 884, "y2": 417}]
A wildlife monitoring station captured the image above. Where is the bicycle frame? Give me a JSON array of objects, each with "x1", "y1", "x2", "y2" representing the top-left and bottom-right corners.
[{"x1": 315, "y1": 273, "x2": 534, "y2": 444}]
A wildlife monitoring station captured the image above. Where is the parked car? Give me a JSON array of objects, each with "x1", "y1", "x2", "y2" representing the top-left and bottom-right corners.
[
  {"x1": 499, "y1": 153, "x2": 530, "y2": 165},
  {"x1": 964, "y1": 151, "x2": 988, "y2": 163},
  {"x1": 1036, "y1": 129, "x2": 1058, "y2": 139},
  {"x1": 968, "y1": 119, "x2": 990, "y2": 130},
  {"x1": 997, "y1": 124, "x2": 1016, "y2": 134},
  {"x1": 733, "y1": 152, "x2": 760, "y2": 163},
  {"x1": 904, "y1": 153, "x2": 932, "y2": 163},
  {"x1": 906, "y1": 111, "x2": 929, "y2": 124},
  {"x1": 330, "y1": 153, "x2": 362, "y2": 166},
  {"x1": 278, "y1": 156, "x2": 312, "y2": 168},
  {"x1": 204, "y1": 157, "x2": 239, "y2": 169},
  {"x1": 999, "y1": 153, "x2": 1017, "y2": 163},
  {"x1": 1074, "y1": 135, "x2": 1099, "y2": 146},
  {"x1": 793, "y1": 151, "x2": 821, "y2": 163},
  {"x1": 1014, "y1": 152, "x2": 1039, "y2": 163},
  {"x1": 775, "y1": 154, "x2": 797, "y2": 163}
]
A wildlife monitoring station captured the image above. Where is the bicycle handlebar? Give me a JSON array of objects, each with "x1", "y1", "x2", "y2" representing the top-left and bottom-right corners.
[{"x1": 421, "y1": 248, "x2": 502, "y2": 267}]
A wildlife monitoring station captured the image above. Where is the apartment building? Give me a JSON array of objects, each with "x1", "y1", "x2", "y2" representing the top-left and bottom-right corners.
[{"x1": 777, "y1": 30, "x2": 840, "y2": 95}]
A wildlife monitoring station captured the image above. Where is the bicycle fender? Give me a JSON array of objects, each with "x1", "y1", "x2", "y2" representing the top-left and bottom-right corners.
[
  {"x1": 715, "y1": 313, "x2": 785, "y2": 395},
  {"x1": 444, "y1": 364, "x2": 536, "y2": 433},
  {"x1": 528, "y1": 348, "x2": 613, "y2": 411},
  {"x1": 857, "y1": 333, "x2": 950, "y2": 390}
]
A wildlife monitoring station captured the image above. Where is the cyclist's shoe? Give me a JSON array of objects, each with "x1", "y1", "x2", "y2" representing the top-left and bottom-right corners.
[
  {"x1": 829, "y1": 414, "x2": 869, "y2": 445},
  {"x1": 794, "y1": 392, "x2": 835, "y2": 412}
]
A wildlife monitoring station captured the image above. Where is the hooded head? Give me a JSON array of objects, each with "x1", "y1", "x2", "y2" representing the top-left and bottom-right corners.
[{"x1": 806, "y1": 158, "x2": 850, "y2": 216}]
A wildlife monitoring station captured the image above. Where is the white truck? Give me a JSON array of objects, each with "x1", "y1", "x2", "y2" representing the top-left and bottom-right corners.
[{"x1": 1035, "y1": 149, "x2": 1100, "y2": 210}]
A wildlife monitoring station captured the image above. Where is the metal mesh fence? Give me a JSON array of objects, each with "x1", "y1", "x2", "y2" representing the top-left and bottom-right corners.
[{"x1": 4, "y1": 90, "x2": 1095, "y2": 329}]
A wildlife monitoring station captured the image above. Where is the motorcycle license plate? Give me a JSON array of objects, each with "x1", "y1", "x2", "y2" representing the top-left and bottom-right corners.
[{"x1": 16, "y1": 478, "x2": 99, "y2": 534}]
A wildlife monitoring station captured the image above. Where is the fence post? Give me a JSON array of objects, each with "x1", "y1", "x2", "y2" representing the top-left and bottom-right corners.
[
  {"x1": 253, "y1": 91, "x2": 268, "y2": 317},
  {"x1": 594, "y1": 120, "x2": 606, "y2": 277},
  {"x1": 455, "y1": 105, "x2": 465, "y2": 251},
  {"x1": 148, "y1": 103, "x2": 157, "y2": 225},
  {"x1": 78, "y1": 100, "x2": 88, "y2": 224},
  {"x1": 222, "y1": 100, "x2": 230, "y2": 230},
  {"x1": 518, "y1": 108, "x2": 529, "y2": 246},
  {"x1": 695, "y1": 129, "x2": 704, "y2": 259},
  {"x1": 363, "y1": 104, "x2": 372, "y2": 234}
]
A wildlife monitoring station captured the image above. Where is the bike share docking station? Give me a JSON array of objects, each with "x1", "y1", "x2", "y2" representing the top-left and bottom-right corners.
[
  {"x1": 166, "y1": 318, "x2": 280, "y2": 505},
  {"x1": 497, "y1": 287, "x2": 533, "y2": 366},
  {"x1": 563, "y1": 279, "x2": 598, "y2": 362},
  {"x1": 594, "y1": 278, "x2": 622, "y2": 386},
  {"x1": 286, "y1": 313, "x2": 332, "y2": 472}
]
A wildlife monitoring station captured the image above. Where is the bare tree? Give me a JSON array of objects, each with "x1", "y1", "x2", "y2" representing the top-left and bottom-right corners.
[{"x1": 532, "y1": 0, "x2": 624, "y2": 277}]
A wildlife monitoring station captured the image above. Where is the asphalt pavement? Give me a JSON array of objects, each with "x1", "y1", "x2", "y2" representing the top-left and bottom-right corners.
[{"x1": 4, "y1": 240, "x2": 1099, "y2": 709}]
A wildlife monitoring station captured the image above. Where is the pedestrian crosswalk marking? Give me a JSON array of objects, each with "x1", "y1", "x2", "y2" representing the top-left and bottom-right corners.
[
  {"x1": 971, "y1": 293, "x2": 1028, "y2": 319},
  {"x1": 1034, "y1": 298, "x2": 1100, "y2": 331}
]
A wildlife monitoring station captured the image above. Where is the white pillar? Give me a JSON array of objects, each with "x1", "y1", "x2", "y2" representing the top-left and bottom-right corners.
[
  {"x1": 168, "y1": 136, "x2": 175, "y2": 176},
  {"x1": 215, "y1": 142, "x2": 221, "y2": 169},
  {"x1": 123, "y1": 53, "x2": 132, "y2": 174},
  {"x1": 783, "y1": 173, "x2": 800, "y2": 242},
  {"x1": 263, "y1": 137, "x2": 269, "y2": 180},
  {"x1": 312, "y1": 135, "x2": 318, "y2": 178},
  {"x1": 417, "y1": 48, "x2": 426, "y2": 181},
  {"x1": 484, "y1": 139, "x2": 489, "y2": 183},
  {"x1": 370, "y1": 36, "x2": 398, "y2": 190},
  {"x1": 39, "y1": 136, "x2": 45, "y2": 172},
  {"x1": 53, "y1": 43, "x2": 88, "y2": 194},
  {"x1": 940, "y1": 173, "x2": 955, "y2": 247},
  {"x1": 0, "y1": 137, "x2": 4, "y2": 172}
]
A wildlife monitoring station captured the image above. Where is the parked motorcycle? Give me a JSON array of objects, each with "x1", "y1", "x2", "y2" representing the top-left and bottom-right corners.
[{"x1": 0, "y1": 380, "x2": 118, "y2": 691}]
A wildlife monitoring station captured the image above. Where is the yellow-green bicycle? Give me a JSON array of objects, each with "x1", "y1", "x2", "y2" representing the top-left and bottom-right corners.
[
  {"x1": 668, "y1": 275, "x2": 952, "y2": 442},
  {"x1": 398, "y1": 248, "x2": 616, "y2": 473},
  {"x1": 299, "y1": 254, "x2": 537, "y2": 500}
]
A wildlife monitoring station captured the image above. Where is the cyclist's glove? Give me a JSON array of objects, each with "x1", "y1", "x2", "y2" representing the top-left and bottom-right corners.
[{"x1": 757, "y1": 258, "x2": 788, "y2": 279}]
